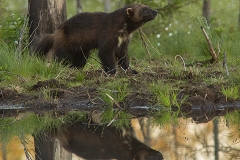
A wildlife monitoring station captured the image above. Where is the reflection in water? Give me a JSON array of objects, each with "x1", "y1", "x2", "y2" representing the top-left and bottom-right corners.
[
  {"x1": 2, "y1": 117, "x2": 240, "y2": 159},
  {"x1": 54, "y1": 121, "x2": 164, "y2": 160}
]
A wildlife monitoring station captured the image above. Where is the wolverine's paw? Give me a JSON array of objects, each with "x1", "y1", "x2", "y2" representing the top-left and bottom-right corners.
[
  {"x1": 120, "y1": 66, "x2": 138, "y2": 75},
  {"x1": 104, "y1": 68, "x2": 116, "y2": 75},
  {"x1": 131, "y1": 69, "x2": 138, "y2": 74},
  {"x1": 124, "y1": 68, "x2": 138, "y2": 75}
]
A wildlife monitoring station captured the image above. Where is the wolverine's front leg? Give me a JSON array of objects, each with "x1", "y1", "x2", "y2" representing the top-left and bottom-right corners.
[
  {"x1": 115, "y1": 41, "x2": 138, "y2": 74},
  {"x1": 98, "y1": 46, "x2": 117, "y2": 75}
]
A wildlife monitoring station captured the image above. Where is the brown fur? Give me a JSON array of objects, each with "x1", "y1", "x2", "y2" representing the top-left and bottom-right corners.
[{"x1": 35, "y1": 4, "x2": 158, "y2": 74}]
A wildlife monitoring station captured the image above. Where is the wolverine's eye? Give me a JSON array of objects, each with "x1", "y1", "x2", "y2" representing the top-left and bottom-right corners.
[{"x1": 143, "y1": 9, "x2": 148, "y2": 13}]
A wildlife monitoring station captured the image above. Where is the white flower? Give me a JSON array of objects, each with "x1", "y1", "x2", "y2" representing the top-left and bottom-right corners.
[
  {"x1": 165, "y1": 27, "x2": 168, "y2": 31},
  {"x1": 169, "y1": 33, "x2": 173, "y2": 36},
  {"x1": 157, "y1": 43, "x2": 161, "y2": 46},
  {"x1": 14, "y1": 41, "x2": 18, "y2": 44},
  {"x1": 188, "y1": 31, "x2": 191, "y2": 34},
  {"x1": 169, "y1": 23, "x2": 172, "y2": 27},
  {"x1": 156, "y1": 34, "x2": 161, "y2": 38}
]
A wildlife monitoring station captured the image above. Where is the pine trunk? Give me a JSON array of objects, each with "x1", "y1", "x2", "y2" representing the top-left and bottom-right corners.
[{"x1": 28, "y1": 0, "x2": 67, "y2": 52}]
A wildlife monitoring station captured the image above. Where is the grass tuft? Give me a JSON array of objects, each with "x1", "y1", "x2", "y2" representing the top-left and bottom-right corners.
[{"x1": 221, "y1": 85, "x2": 239, "y2": 101}]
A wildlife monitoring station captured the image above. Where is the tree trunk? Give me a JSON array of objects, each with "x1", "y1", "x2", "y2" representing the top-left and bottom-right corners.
[
  {"x1": 1, "y1": 141, "x2": 7, "y2": 160},
  {"x1": 76, "y1": 0, "x2": 82, "y2": 14},
  {"x1": 213, "y1": 118, "x2": 219, "y2": 160},
  {"x1": 28, "y1": 0, "x2": 67, "y2": 52},
  {"x1": 54, "y1": 139, "x2": 72, "y2": 160},
  {"x1": 202, "y1": 0, "x2": 211, "y2": 24},
  {"x1": 34, "y1": 135, "x2": 55, "y2": 160},
  {"x1": 103, "y1": 0, "x2": 111, "y2": 12},
  {"x1": 34, "y1": 135, "x2": 72, "y2": 160},
  {"x1": 238, "y1": 0, "x2": 240, "y2": 28},
  {"x1": 168, "y1": 0, "x2": 173, "y2": 19}
]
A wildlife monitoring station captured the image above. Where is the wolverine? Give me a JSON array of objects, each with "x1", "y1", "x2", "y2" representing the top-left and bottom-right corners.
[{"x1": 35, "y1": 4, "x2": 158, "y2": 74}]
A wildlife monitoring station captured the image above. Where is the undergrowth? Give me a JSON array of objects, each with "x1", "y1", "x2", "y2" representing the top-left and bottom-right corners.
[{"x1": 0, "y1": 41, "x2": 70, "y2": 89}]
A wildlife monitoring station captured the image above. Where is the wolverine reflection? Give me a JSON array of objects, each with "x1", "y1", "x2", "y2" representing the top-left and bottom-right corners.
[{"x1": 55, "y1": 122, "x2": 164, "y2": 160}]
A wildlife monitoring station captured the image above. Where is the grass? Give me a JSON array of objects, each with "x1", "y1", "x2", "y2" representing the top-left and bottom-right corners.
[
  {"x1": 100, "y1": 107, "x2": 131, "y2": 128},
  {"x1": 150, "y1": 81, "x2": 188, "y2": 109},
  {"x1": 98, "y1": 79, "x2": 131, "y2": 128},
  {"x1": 0, "y1": 41, "x2": 71, "y2": 89},
  {"x1": 0, "y1": 111, "x2": 87, "y2": 142},
  {"x1": 151, "y1": 110, "x2": 179, "y2": 127},
  {"x1": 98, "y1": 79, "x2": 129, "y2": 107},
  {"x1": 221, "y1": 85, "x2": 239, "y2": 102}
]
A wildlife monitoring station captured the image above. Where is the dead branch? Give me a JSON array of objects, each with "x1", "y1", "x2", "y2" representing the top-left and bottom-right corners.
[
  {"x1": 54, "y1": 70, "x2": 64, "y2": 79},
  {"x1": 87, "y1": 90, "x2": 101, "y2": 105},
  {"x1": 105, "y1": 93, "x2": 122, "y2": 109},
  {"x1": 201, "y1": 26, "x2": 218, "y2": 61},
  {"x1": 217, "y1": 42, "x2": 221, "y2": 55},
  {"x1": 20, "y1": 136, "x2": 33, "y2": 160},
  {"x1": 18, "y1": 124, "x2": 34, "y2": 160},
  {"x1": 107, "y1": 109, "x2": 122, "y2": 127},
  {"x1": 175, "y1": 55, "x2": 186, "y2": 71},
  {"x1": 0, "y1": 71, "x2": 28, "y2": 82},
  {"x1": 139, "y1": 28, "x2": 151, "y2": 61},
  {"x1": 223, "y1": 51, "x2": 229, "y2": 76},
  {"x1": 139, "y1": 29, "x2": 168, "y2": 63}
]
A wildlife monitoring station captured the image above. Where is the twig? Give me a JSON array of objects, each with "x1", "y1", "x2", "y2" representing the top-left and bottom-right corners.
[
  {"x1": 20, "y1": 136, "x2": 33, "y2": 160},
  {"x1": 15, "y1": 10, "x2": 28, "y2": 59},
  {"x1": 87, "y1": 90, "x2": 100, "y2": 105},
  {"x1": 107, "y1": 109, "x2": 121, "y2": 127},
  {"x1": 28, "y1": 10, "x2": 43, "y2": 54},
  {"x1": 223, "y1": 51, "x2": 229, "y2": 76},
  {"x1": 139, "y1": 29, "x2": 168, "y2": 63},
  {"x1": 0, "y1": 71, "x2": 28, "y2": 82},
  {"x1": 19, "y1": 127, "x2": 34, "y2": 160},
  {"x1": 105, "y1": 93, "x2": 122, "y2": 108},
  {"x1": 22, "y1": 145, "x2": 32, "y2": 160},
  {"x1": 0, "y1": 113, "x2": 30, "y2": 129},
  {"x1": 217, "y1": 42, "x2": 221, "y2": 55},
  {"x1": 201, "y1": 26, "x2": 218, "y2": 61},
  {"x1": 139, "y1": 29, "x2": 160, "y2": 55},
  {"x1": 139, "y1": 28, "x2": 151, "y2": 61},
  {"x1": 175, "y1": 55, "x2": 186, "y2": 71},
  {"x1": 54, "y1": 70, "x2": 64, "y2": 79}
]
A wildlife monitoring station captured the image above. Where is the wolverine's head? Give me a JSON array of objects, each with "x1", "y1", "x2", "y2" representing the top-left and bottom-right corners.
[{"x1": 126, "y1": 4, "x2": 158, "y2": 24}]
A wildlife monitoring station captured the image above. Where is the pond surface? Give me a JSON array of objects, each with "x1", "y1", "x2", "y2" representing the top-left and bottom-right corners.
[{"x1": 1, "y1": 116, "x2": 240, "y2": 160}]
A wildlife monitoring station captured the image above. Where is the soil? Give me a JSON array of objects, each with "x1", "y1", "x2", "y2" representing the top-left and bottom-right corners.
[{"x1": 1, "y1": 68, "x2": 240, "y2": 123}]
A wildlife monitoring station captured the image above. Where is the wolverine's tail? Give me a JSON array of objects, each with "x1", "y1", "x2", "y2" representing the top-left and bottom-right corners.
[{"x1": 35, "y1": 34, "x2": 54, "y2": 56}]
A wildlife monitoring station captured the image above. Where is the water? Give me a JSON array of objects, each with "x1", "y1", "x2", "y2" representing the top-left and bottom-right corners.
[{"x1": 1, "y1": 116, "x2": 240, "y2": 160}]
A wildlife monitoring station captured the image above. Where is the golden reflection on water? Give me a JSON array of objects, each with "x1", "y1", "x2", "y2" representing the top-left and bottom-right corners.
[
  {"x1": 133, "y1": 117, "x2": 240, "y2": 160},
  {"x1": 0, "y1": 135, "x2": 34, "y2": 160},
  {"x1": 1, "y1": 117, "x2": 240, "y2": 160}
]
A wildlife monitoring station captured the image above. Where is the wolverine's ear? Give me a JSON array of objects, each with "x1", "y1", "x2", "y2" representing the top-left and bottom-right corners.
[{"x1": 127, "y1": 8, "x2": 133, "y2": 17}]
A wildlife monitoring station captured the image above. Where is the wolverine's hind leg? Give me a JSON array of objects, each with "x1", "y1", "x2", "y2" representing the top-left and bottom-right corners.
[
  {"x1": 71, "y1": 48, "x2": 90, "y2": 68},
  {"x1": 54, "y1": 45, "x2": 90, "y2": 68}
]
